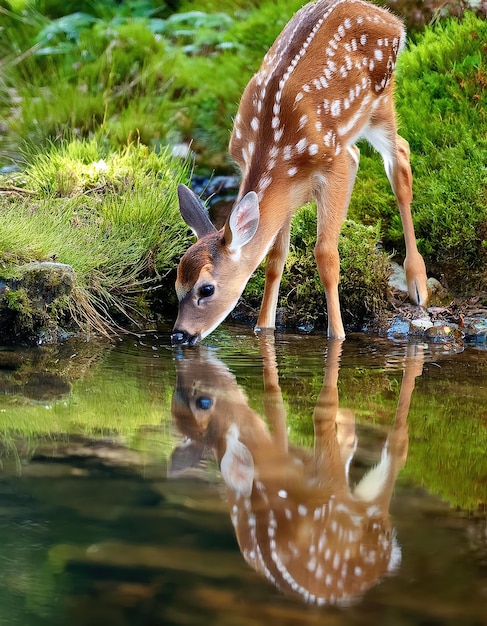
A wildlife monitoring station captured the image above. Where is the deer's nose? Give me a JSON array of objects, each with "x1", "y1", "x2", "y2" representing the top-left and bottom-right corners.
[{"x1": 171, "y1": 330, "x2": 199, "y2": 347}]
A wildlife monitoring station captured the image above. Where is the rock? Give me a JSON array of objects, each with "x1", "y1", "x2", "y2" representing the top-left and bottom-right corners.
[
  {"x1": 388, "y1": 261, "x2": 409, "y2": 295},
  {"x1": 463, "y1": 317, "x2": 487, "y2": 344},
  {"x1": 423, "y1": 323, "x2": 463, "y2": 344},
  {"x1": 426, "y1": 276, "x2": 447, "y2": 298},
  {"x1": 389, "y1": 262, "x2": 448, "y2": 302},
  {"x1": 409, "y1": 318, "x2": 434, "y2": 333},
  {"x1": 0, "y1": 262, "x2": 76, "y2": 345}
]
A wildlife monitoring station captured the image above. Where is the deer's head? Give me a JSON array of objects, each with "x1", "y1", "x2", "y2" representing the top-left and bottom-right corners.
[{"x1": 171, "y1": 185, "x2": 260, "y2": 347}]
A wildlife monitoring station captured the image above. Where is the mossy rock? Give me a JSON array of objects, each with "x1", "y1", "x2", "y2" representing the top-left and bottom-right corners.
[{"x1": 0, "y1": 262, "x2": 76, "y2": 345}]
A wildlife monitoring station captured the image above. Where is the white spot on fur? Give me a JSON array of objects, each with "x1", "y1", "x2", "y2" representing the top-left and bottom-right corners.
[
  {"x1": 298, "y1": 504, "x2": 308, "y2": 516},
  {"x1": 324, "y1": 130, "x2": 333, "y2": 146},
  {"x1": 257, "y1": 173, "x2": 272, "y2": 194},
  {"x1": 330, "y1": 99, "x2": 341, "y2": 117},
  {"x1": 327, "y1": 59, "x2": 337, "y2": 72},
  {"x1": 296, "y1": 137, "x2": 308, "y2": 154}
]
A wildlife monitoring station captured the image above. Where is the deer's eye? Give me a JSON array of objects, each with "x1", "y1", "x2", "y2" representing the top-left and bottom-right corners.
[
  {"x1": 198, "y1": 284, "x2": 215, "y2": 299},
  {"x1": 196, "y1": 396, "x2": 212, "y2": 410}
]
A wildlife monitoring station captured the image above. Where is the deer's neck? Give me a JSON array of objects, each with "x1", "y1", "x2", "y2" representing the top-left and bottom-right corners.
[{"x1": 237, "y1": 176, "x2": 310, "y2": 271}]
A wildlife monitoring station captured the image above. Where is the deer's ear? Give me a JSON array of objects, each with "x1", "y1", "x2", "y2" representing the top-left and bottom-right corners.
[
  {"x1": 223, "y1": 191, "x2": 259, "y2": 253},
  {"x1": 168, "y1": 438, "x2": 206, "y2": 478},
  {"x1": 220, "y1": 424, "x2": 254, "y2": 498},
  {"x1": 177, "y1": 184, "x2": 217, "y2": 239}
]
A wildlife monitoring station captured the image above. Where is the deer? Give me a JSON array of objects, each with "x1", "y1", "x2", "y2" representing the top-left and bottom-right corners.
[
  {"x1": 169, "y1": 337, "x2": 424, "y2": 605},
  {"x1": 171, "y1": 0, "x2": 428, "y2": 347}
]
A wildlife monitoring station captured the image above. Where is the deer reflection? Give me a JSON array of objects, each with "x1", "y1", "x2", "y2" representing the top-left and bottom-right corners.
[{"x1": 170, "y1": 338, "x2": 423, "y2": 606}]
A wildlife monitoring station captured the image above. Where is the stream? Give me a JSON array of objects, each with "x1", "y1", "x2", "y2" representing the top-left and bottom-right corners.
[{"x1": 0, "y1": 325, "x2": 486, "y2": 625}]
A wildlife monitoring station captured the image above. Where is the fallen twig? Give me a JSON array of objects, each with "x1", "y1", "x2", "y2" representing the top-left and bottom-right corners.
[{"x1": 0, "y1": 186, "x2": 37, "y2": 196}]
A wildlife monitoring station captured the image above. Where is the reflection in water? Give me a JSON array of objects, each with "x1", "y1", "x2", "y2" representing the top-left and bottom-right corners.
[{"x1": 170, "y1": 337, "x2": 424, "y2": 606}]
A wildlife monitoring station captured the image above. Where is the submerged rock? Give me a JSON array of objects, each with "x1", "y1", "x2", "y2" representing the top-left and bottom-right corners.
[
  {"x1": 383, "y1": 262, "x2": 487, "y2": 348},
  {"x1": 0, "y1": 262, "x2": 76, "y2": 345}
]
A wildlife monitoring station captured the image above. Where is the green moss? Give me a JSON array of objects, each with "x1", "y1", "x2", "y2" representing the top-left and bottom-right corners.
[{"x1": 3, "y1": 286, "x2": 33, "y2": 315}]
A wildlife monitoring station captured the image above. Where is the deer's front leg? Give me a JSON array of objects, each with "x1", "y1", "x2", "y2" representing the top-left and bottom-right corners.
[
  {"x1": 314, "y1": 149, "x2": 359, "y2": 339},
  {"x1": 256, "y1": 216, "x2": 292, "y2": 331}
]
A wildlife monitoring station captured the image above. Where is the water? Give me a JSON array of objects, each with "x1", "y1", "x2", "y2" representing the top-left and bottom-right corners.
[{"x1": 0, "y1": 325, "x2": 486, "y2": 625}]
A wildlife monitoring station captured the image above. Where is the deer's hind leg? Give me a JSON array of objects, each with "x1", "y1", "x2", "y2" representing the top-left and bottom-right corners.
[{"x1": 365, "y1": 97, "x2": 428, "y2": 306}]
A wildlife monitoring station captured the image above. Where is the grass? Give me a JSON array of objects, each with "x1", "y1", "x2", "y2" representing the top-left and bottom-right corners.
[
  {"x1": 0, "y1": 0, "x2": 303, "y2": 169},
  {"x1": 0, "y1": 138, "x2": 191, "y2": 335}
]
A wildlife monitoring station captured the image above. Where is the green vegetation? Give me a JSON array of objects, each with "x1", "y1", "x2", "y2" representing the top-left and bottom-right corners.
[
  {"x1": 0, "y1": 0, "x2": 304, "y2": 169},
  {"x1": 1, "y1": 139, "x2": 191, "y2": 336},
  {"x1": 243, "y1": 205, "x2": 391, "y2": 330}
]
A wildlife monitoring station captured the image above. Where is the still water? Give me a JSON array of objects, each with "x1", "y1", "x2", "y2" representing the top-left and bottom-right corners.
[{"x1": 0, "y1": 325, "x2": 486, "y2": 625}]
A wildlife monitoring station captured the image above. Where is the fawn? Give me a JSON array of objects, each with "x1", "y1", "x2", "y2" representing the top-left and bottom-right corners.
[{"x1": 172, "y1": 0, "x2": 427, "y2": 346}]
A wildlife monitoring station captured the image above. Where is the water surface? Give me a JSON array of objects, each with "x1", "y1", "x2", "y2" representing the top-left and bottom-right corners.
[{"x1": 0, "y1": 326, "x2": 486, "y2": 625}]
